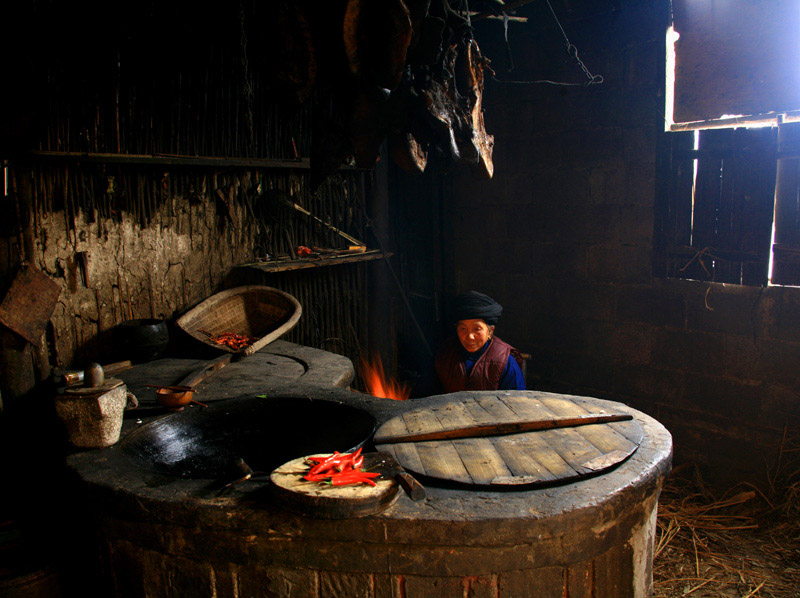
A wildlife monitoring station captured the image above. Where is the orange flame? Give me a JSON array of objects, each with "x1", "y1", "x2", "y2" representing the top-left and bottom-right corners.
[{"x1": 360, "y1": 354, "x2": 410, "y2": 400}]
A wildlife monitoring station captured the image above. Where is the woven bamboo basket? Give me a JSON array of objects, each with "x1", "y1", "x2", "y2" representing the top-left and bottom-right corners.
[{"x1": 176, "y1": 286, "x2": 302, "y2": 356}]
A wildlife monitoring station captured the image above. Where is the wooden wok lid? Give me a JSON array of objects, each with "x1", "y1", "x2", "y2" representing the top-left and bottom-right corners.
[{"x1": 374, "y1": 393, "x2": 643, "y2": 487}]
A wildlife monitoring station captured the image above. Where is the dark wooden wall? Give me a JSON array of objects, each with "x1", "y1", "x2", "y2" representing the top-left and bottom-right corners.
[
  {"x1": 391, "y1": 0, "x2": 800, "y2": 488},
  {"x1": 0, "y1": 1, "x2": 384, "y2": 407}
]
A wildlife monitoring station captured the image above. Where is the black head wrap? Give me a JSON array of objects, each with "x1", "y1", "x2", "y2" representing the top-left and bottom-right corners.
[{"x1": 453, "y1": 291, "x2": 503, "y2": 326}]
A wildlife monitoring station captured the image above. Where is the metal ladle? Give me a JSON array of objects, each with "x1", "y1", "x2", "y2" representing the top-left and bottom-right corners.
[
  {"x1": 147, "y1": 354, "x2": 232, "y2": 410},
  {"x1": 144, "y1": 385, "x2": 208, "y2": 408}
]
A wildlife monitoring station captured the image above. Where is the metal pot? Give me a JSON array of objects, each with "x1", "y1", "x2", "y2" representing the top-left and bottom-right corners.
[{"x1": 115, "y1": 319, "x2": 169, "y2": 363}]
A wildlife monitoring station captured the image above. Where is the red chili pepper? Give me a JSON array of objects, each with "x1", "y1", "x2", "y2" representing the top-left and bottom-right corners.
[
  {"x1": 351, "y1": 471, "x2": 379, "y2": 478},
  {"x1": 308, "y1": 448, "x2": 360, "y2": 462},
  {"x1": 303, "y1": 472, "x2": 335, "y2": 482},
  {"x1": 304, "y1": 462, "x2": 380, "y2": 485},
  {"x1": 311, "y1": 464, "x2": 337, "y2": 475},
  {"x1": 308, "y1": 462, "x2": 338, "y2": 476},
  {"x1": 328, "y1": 473, "x2": 378, "y2": 487},
  {"x1": 329, "y1": 474, "x2": 377, "y2": 485},
  {"x1": 331, "y1": 470, "x2": 379, "y2": 479},
  {"x1": 307, "y1": 448, "x2": 364, "y2": 473},
  {"x1": 304, "y1": 449, "x2": 373, "y2": 482},
  {"x1": 307, "y1": 452, "x2": 348, "y2": 476},
  {"x1": 207, "y1": 331, "x2": 258, "y2": 350},
  {"x1": 309, "y1": 457, "x2": 332, "y2": 473}
]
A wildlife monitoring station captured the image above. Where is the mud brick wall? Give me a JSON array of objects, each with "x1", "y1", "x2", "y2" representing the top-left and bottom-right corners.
[
  {"x1": 443, "y1": 0, "x2": 800, "y2": 487},
  {"x1": 20, "y1": 192, "x2": 255, "y2": 367}
]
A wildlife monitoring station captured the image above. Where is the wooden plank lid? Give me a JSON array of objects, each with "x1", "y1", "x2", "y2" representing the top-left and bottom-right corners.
[{"x1": 374, "y1": 393, "x2": 643, "y2": 487}]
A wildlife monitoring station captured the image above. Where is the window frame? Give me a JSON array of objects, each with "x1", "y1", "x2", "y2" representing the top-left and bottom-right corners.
[{"x1": 655, "y1": 125, "x2": 784, "y2": 287}]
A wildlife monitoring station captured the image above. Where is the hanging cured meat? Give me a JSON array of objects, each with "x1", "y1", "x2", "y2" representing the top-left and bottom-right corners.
[
  {"x1": 343, "y1": 0, "x2": 413, "y2": 91},
  {"x1": 300, "y1": 0, "x2": 497, "y2": 179},
  {"x1": 413, "y1": 44, "x2": 464, "y2": 163},
  {"x1": 412, "y1": 36, "x2": 494, "y2": 178},
  {"x1": 459, "y1": 39, "x2": 495, "y2": 179},
  {"x1": 389, "y1": 131, "x2": 428, "y2": 174}
]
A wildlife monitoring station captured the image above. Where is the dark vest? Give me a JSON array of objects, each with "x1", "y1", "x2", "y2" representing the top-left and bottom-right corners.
[{"x1": 435, "y1": 336, "x2": 522, "y2": 393}]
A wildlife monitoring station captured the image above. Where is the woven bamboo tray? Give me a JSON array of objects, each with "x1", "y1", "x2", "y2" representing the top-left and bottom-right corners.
[{"x1": 176, "y1": 286, "x2": 302, "y2": 356}]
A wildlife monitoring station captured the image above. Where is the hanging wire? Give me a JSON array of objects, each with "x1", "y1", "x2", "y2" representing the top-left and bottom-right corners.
[
  {"x1": 502, "y1": 13, "x2": 515, "y2": 71},
  {"x1": 492, "y1": 0, "x2": 604, "y2": 87}
]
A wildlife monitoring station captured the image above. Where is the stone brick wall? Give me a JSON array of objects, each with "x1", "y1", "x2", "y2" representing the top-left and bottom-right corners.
[{"x1": 443, "y1": 0, "x2": 800, "y2": 486}]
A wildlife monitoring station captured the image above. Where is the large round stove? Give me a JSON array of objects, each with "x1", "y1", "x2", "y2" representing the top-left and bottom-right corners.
[{"x1": 66, "y1": 342, "x2": 672, "y2": 597}]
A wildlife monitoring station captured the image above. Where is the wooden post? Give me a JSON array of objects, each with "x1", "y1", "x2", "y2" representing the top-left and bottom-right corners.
[{"x1": 366, "y1": 146, "x2": 398, "y2": 378}]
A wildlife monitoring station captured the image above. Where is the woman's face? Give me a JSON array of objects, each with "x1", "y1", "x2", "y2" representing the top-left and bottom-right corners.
[{"x1": 456, "y1": 318, "x2": 495, "y2": 353}]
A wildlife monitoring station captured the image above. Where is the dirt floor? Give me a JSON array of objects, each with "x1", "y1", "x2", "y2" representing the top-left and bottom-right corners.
[{"x1": 653, "y1": 465, "x2": 800, "y2": 598}]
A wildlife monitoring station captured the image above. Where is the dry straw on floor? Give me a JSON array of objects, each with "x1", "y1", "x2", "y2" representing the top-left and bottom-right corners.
[{"x1": 653, "y1": 463, "x2": 800, "y2": 598}]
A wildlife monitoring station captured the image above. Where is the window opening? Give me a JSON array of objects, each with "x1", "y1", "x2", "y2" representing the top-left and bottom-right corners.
[
  {"x1": 689, "y1": 129, "x2": 698, "y2": 246},
  {"x1": 667, "y1": 0, "x2": 800, "y2": 131},
  {"x1": 661, "y1": 121, "x2": 800, "y2": 287},
  {"x1": 664, "y1": 25, "x2": 679, "y2": 129},
  {"x1": 659, "y1": 126, "x2": 779, "y2": 286},
  {"x1": 768, "y1": 219, "x2": 777, "y2": 283},
  {"x1": 771, "y1": 121, "x2": 800, "y2": 285}
]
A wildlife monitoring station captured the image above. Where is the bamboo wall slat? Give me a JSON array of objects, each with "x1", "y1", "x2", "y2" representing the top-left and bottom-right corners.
[{"x1": 3, "y1": 2, "x2": 375, "y2": 373}]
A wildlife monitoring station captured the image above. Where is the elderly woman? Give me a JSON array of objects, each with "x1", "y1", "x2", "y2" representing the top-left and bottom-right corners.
[{"x1": 435, "y1": 291, "x2": 525, "y2": 392}]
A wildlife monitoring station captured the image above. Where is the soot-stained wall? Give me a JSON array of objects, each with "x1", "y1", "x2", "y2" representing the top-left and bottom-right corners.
[
  {"x1": 0, "y1": 2, "x2": 376, "y2": 395},
  {"x1": 434, "y1": 0, "x2": 800, "y2": 487}
]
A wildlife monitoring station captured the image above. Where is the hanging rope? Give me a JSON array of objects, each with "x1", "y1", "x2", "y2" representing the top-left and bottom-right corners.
[{"x1": 492, "y1": 0, "x2": 604, "y2": 87}]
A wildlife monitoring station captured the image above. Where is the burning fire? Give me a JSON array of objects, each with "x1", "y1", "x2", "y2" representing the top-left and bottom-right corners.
[{"x1": 360, "y1": 354, "x2": 410, "y2": 400}]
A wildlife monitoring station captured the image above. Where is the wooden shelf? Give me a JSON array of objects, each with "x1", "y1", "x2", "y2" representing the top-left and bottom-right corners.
[
  {"x1": 27, "y1": 151, "x2": 313, "y2": 169},
  {"x1": 235, "y1": 249, "x2": 391, "y2": 273}
]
